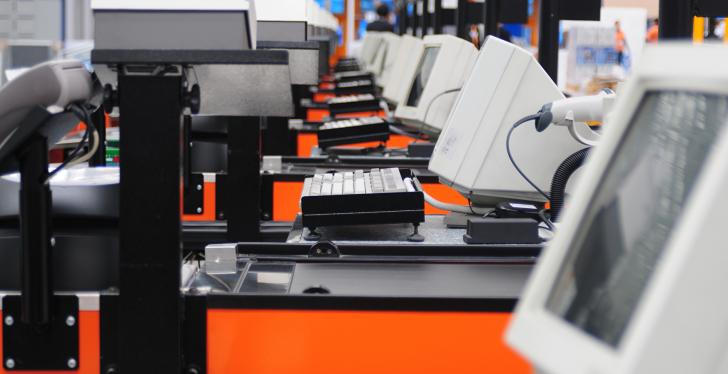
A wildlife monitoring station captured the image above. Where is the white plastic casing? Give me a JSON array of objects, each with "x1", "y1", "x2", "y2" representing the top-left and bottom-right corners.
[
  {"x1": 382, "y1": 35, "x2": 424, "y2": 105},
  {"x1": 429, "y1": 37, "x2": 583, "y2": 203},
  {"x1": 507, "y1": 43, "x2": 728, "y2": 374},
  {"x1": 394, "y1": 34, "x2": 477, "y2": 133}
]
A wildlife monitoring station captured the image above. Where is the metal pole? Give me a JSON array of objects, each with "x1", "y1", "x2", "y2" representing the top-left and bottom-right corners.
[
  {"x1": 434, "y1": 0, "x2": 443, "y2": 34},
  {"x1": 227, "y1": 117, "x2": 261, "y2": 242},
  {"x1": 118, "y1": 73, "x2": 183, "y2": 373},
  {"x1": 456, "y1": 0, "x2": 468, "y2": 39},
  {"x1": 399, "y1": 0, "x2": 409, "y2": 35},
  {"x1": 18, "y1": 135, "x2": 52, "y2": 327},
  {"x1": 413, "y1": 0, "x2": 420, "y2": 36},
  {"x1": 538, "y1": 0, "x2": 560, "y2": 82},
  {"x1": 422, "y1": 0, "x2": 430, "y2": 35},
  {"x1": 484, "y1": 0, "x2": 499, "y2": 39},
  {"x1": 659, "y1": 0, "x2": 694, "y2": 39},
  {"x1": 89, "y1": 107, "x2": 106, "y2": 167}
]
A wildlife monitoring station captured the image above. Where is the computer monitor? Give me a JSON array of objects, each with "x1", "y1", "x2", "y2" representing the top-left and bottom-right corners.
[
  {"x1": 358, "y1": 32, "x2": 384, "y2": 69},
  {"x1": 507, "y1": 43, "x2": 728, "y2": 374},
  {"x1": 382, "y1": 35, "x2": 424, "y2": 106},
  {"x1": 428, "y1": 37, "x2": 584, "y2": 205},
  {"x1": 364, "y1": 33, "x2": 392, "y2": 76},
  {"x1": 375, "y1": 33, "x2": 401, "y2": 89},
  {"x1": 257, "y1": 0, "x2": 307, "y2": 42},
  {"x1": 394, "y1": 35, "x2": 477, "y2": 135},
  {"x1": 1, "y1": 40, "x2": 56, "y2": 85},
  {"x1": 93, "y1": 0, "x2": 256, "y2": 50}
]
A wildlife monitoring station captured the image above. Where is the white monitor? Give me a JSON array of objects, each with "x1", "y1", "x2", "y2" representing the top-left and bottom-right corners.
[
  {"x1": 394, "y1": 34, "x2": 477, "y2": 135},
  {"x1": 428, "y1": 37, "x2": 584, "y2": 205},
  {"x1": 507, "y1": 43, "x2": 728, "y2": 374},
  {"x1": 382, "y1": 35, "x2": 424, "y2": 105},
  {"x1": 367, "y1": 36, "x2": 388, "y2": 76},
  {"x1": 256, "y1": 0, "x2": 307, "y2": 42},
  {"x1": 358, "y1": 32, "x2": 384, "y2": 69},
  {"x1": 92, "y1": 0, "x2": 256, "y2": 50},
  {"x1": 375, "y1": 33, "x2": 401, "y2": 89}
]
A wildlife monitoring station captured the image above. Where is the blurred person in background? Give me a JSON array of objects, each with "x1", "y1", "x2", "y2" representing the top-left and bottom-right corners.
[
  {"x1": 646, "y1": 18, "x2": 659, "y2": 43},
  {"x1": 367, "y1": 3, "x2": 394, "y2": 32},
  {"x1": 615, "y1": 20, "x2": 628, "y2": 65},
  {"x1": 706, "y1": 18, "x2": 721, "y2": 41}
]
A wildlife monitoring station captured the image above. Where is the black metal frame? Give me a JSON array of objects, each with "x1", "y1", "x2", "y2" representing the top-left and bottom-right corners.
[
  {"x1": 226, "y1": 117, "x2": 262, "y2": 242},
  {"x1": 89, "y1": 107, "x2": 107, "y2": 167},
  {"x1": 659, "y1": 0, "x2": 694, "y2": 39},
  {"x1": 656, "y1": 1, "x2": 728, "y2": 41},
  {"x1": 233, "y1": 241, "x2": 541, "y2": 259},
  {"x1": 17, "y1": 134, "x2": 53, "y2": 328},
  {"x1": 538, "y1": 0, "x2": 560, "y2": 82},
  {"x1": 207, "y1": 294, "x2": 518, "y2": 312},
  {"x1": 3, "y1": 113, "x2": 82, "y2": 370},
  {"x1": 483, "y1": 0, "x2": 500, "y2": 39},
  {"x1": 433, "y1": 0, "x2": 443, "y2": 34},
  {"x1": 116, "y1": 70, "x2": 185, "y2": 374}
]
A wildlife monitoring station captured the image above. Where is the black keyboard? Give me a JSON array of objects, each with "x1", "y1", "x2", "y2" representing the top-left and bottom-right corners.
[
  {"x1": 300, "y1": 168, "x2": 425, "y2": 239},
  {"x1": 317, "y1": 117, "x2": 389, "y2": 149},
  {"x1": 328, "y1": 94, "x2": 376, "y2": 105},
  {"x1": 328, "y1": 94, "x2": 381, "y2": 116},
  {"x1": 334, "y1": 71, "x2": 374, "y2": 82},
  {"x1": 334, "y1": 60, "x2": 360, "y2": 73},
  {"x1": 335, "y1": 79, "x2": 375, "y2": 95}
]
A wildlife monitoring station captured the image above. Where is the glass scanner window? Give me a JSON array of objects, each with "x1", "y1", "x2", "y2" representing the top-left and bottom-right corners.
[
  {"x1": 406, "y1": 46, "x2": 440, "y2": 107},
  {"x1": 546, "y1": 91, "x2": 728, "y2": 347}
]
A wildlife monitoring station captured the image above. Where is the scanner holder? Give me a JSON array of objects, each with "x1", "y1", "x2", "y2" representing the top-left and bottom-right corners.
[{"x1": 2, "y1": 108, "x2": 80, "y2": 371}]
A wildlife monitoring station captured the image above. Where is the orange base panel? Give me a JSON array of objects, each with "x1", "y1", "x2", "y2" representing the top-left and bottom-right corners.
[{"x1": 208, "y1": 309, "x2": 531, "y2": 374}]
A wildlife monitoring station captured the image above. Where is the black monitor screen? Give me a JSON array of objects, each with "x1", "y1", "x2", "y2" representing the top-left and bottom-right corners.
[
  {"x1": 406, "y1": 46, "x2": 440, "y2": 107},
  {"x1": 546, "y1": 91, "x2": 728, "y2": 347}
]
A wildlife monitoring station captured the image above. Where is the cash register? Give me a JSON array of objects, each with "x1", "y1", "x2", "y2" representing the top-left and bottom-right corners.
[
  {"x1": 317, "y1": 34, "x2": 477, "y2": 154},
  {"x1": 300, "y1": 38, "x2": 587, "y2": 243},
  {"x1": 428, "y1": 37, "x2": 586, "y2": 216},
  {"x1": 507, "y1": 43, "x2": 728, "y2": 374}
]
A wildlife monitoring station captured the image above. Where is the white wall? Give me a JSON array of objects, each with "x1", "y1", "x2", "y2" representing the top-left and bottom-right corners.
[{"x1": 604, "y1": 0, "x2": 658, "y2": 18}]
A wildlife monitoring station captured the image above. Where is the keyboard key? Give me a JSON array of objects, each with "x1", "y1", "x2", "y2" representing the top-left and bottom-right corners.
[
  {"x1": 302, "y1": 178, "x2": 312, "y2": 197},
  {"x1": 332, "y1": 181, "x2": 343, "y2": 195},
  {"x1": 321, "y1": 182, "x2": 332, "y2": 195},
  {"x1": 343, "y1": 178, "x2": 354, "y2": 194},
  {"x1": 355, "y1": 177, "x2": 366, "y2": 194}
]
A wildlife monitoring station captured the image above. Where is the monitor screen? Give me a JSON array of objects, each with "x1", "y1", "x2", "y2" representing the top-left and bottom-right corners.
[
  {"x1": 545, "y1": 90, "x2": 728, "y2": 347},
  {"x1": 406, "y1": 46, "x2": 440, "y2": 107},
  {"x1": 8, "y1": 45, "x2": 53, "y2": 68}
]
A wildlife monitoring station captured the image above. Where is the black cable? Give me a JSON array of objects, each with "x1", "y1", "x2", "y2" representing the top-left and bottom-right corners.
[
  {"x1": 46, "y1": 104, "x2": 97, "y2": 183},
  {"x1": 506, "y1": 114, "x2": 550, "y2": 201},
  {"x1": 550, "y1": 148, "x2": 590, "y2": 221},
  {"x1": 415, "y1": 87, "x2": 462, "y2": 142}
]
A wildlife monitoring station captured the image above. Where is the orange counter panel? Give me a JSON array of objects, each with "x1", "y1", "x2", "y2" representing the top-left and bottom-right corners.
[
  {"x1": 0, "y1": 310, "x2": 99, "y2": 374},
  {"x1": 208, "y1": 309, "x2": 530, "y2": 374},
  {"x1": 421, "y1": 183, "x2": 469, "y2": 215},
  {"x1": 273, "y1": 181, "x2": 470, "y2": 221}
]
